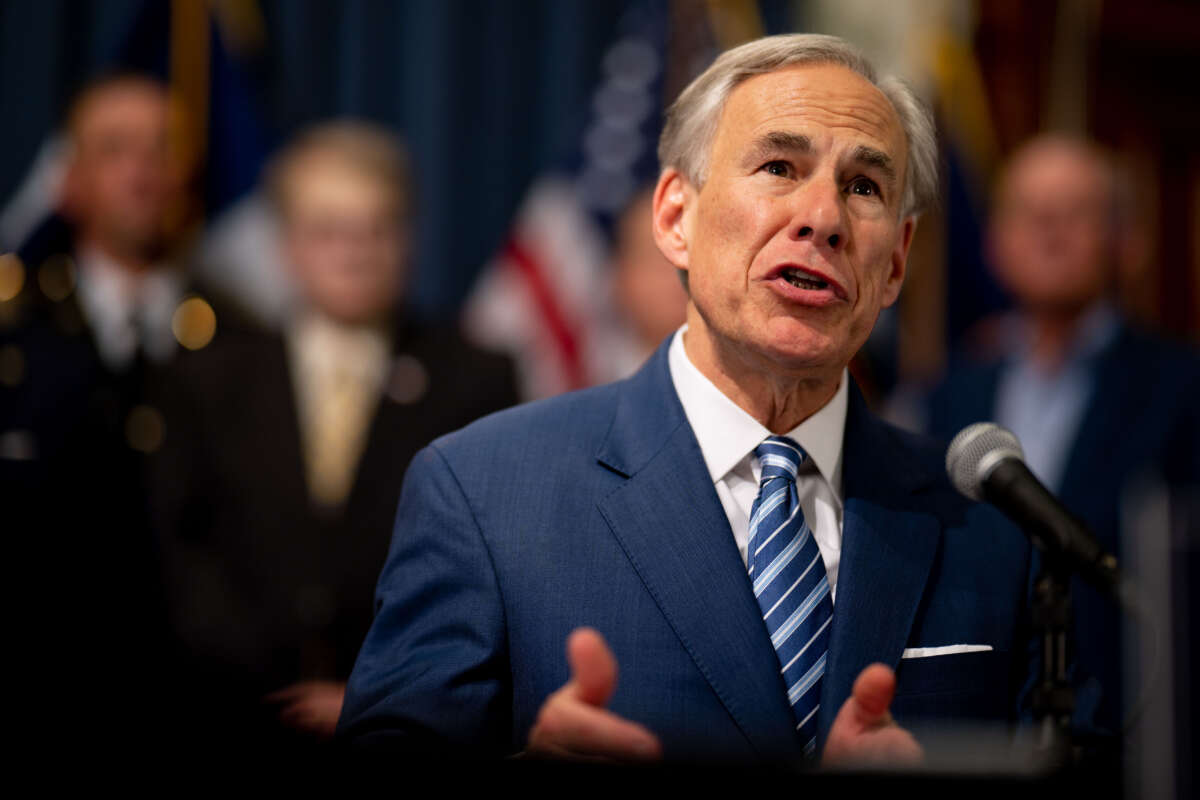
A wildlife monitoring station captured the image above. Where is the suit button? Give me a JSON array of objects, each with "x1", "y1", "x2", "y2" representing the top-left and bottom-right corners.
[
  {"x1": 125, "y1": 405, "x2": 165, "y2": 453},
  {"x1": 385, "y1": 354, "x2": 429, "y2": 405}
]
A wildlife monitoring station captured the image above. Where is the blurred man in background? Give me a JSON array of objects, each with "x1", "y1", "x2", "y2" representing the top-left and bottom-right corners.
[
  {"x1": 2, "y1": 73, "x2": 201, "y2": 738},
  {"x1": 151, "y1": 121, "x2": 518, "y2": 749},
  {"x1": 5, "y1": 74, "x2": 193, "y2": 370},
  {"x1": 926, "y1": 134, "x2": 1200, "y2": 736},
  {"x1": 607, "y1": 186, "x2": 689, "y2": 379}
]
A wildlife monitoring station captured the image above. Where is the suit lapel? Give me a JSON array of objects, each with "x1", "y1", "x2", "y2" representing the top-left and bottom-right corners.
[
  {"x1": 817, "y1": 386, "x2": 941, "y2": 744},
  {"x1": 595, "y1": 348, "x2": 944, "y2": 757},
  {"x1": 260, "y1": 334, "x2": 314, "y2": 509},
  {"x1": 595, "y1": 343, "x2": 799, "y2": 760},
  {"x1": 1055, "y1": 326, "x2": 1129, "y2": 512},
  {"x1": 345, "y1": 319, "x2": 415, "y2": 511}
]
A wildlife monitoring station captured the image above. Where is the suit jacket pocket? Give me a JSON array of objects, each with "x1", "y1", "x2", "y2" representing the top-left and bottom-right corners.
[{"x1": 891, "y1": 650, "x2": 1012, "y2": 724}]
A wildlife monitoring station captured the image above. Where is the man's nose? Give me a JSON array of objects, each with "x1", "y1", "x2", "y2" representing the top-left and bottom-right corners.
[{"x1": 789, "y1": 177, "x2": 847, "y2": 252}]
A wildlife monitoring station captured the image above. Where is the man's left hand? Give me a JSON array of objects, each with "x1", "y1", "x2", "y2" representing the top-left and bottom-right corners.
[{"x1": 822, "y1": 663, "x2": 923, "y2": 767}]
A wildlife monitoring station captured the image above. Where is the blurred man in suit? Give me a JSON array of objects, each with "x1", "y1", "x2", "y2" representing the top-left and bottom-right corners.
[
  {"x1": 605, "y1": 186, "x2": 690, "y2": 380},
  {"x1": 339, "y1": 34, "x2": 1037, "y2": 765},
  {"x1": 151, "y1": 121, "x2": 518, "y2": 749},
  {"x1": 927, "y1": 134, "x2": 1200, "y2": 735}
]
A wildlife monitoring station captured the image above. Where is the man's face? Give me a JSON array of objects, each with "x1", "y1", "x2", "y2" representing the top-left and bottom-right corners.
[
  {"x1": 989, "y1": 140, "x2": 1112, "y2": 315},
  {"x1": 282, "y1": 156, "x2": 407, "y2": 325},
  {"x1": 65, "y1": 81, "x2": 178, "y2": 259},
  {"x1": 656, "y1": 63, "x2": 914, "y2": 380}
]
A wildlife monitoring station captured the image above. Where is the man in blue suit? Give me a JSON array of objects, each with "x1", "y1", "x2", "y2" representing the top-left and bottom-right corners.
[{"x1": 339, "y1": 33, "x2": 1036, "y2": 763}]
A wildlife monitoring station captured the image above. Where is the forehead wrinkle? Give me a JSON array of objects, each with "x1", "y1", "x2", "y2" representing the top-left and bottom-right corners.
[
  {"x1": 762, "y1": 74, "x2": 898, "y2": 129},
  {"x1": 745, "y1": 131, "x2": 812, "y2": 162},
  {"x1": 738, "y1": 90, "x2": 900, "y2": 154},
  {"x1": 711, "y1": 64, "x2": 908, "y2": 191}
]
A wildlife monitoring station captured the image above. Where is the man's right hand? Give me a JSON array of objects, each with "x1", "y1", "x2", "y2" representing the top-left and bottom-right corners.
[{"x1": 526, "y1": 627, "x2": 663, "y2": 762}]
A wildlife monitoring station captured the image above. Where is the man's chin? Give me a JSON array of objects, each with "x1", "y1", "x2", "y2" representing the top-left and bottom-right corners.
[
  {"x1": 757, "y1": 320, "x2": 842, "y2": 362},
  {"x1": 750, "y1": 336, "x2": 845, "y2": 380}
]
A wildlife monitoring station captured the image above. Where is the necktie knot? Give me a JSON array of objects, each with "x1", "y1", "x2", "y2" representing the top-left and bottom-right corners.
[{"x1": 755, "y1": 435, "x2": 806, "y2": 483}]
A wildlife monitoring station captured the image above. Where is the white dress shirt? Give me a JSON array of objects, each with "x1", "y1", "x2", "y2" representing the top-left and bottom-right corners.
[
  {"x1": 75, "y1": 245, "x2": 183, "y2": 370},
  {"x1": 667, "y1": 326, "x2": 848, "y2": 601},
  {"x1": 994, "y1": 302, "x2": 1118, "y2": 493},
  {"x1": 286, "y1": 310, "x2": 391, "y2": 506}
]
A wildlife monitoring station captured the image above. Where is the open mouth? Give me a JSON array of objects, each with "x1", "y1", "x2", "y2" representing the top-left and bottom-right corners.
[{"x1": 780, "y1": 267, "x2": 830, "y2": 291}]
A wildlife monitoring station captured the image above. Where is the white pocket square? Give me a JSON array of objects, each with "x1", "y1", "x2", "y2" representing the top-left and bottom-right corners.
[{"x1": 901, "y1": 644, "x2": 993, "y2": 659}]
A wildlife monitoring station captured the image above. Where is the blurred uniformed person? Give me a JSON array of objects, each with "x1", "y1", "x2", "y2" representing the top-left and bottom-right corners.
[{"x1": 1, "y1": 73, "x2": 213, "y2": 742}]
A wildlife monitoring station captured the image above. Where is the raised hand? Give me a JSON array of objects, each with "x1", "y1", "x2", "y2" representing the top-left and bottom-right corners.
[
  {"x1": 822, "y1": 663, "x2": 923, "y2": 767},
  {"x1": 526, "y1": 627, "x2": 663, "y2": 762},
  {"x1": 264, "y1": 680, "x2": 347, "y2": 739}
]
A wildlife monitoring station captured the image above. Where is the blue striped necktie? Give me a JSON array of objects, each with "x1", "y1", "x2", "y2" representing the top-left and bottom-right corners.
[{"x1": 748, "y1": 435, "x2": 833, "y2": 758}]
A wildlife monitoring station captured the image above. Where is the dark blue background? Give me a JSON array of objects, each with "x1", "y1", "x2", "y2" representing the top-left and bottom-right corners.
[{"x1": 0, "y1": 0, "x2": 663, "y2": 315}]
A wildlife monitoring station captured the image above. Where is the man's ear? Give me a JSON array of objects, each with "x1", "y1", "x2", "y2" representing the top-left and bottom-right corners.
[
  {"x1": 651, "y1": 168, "x2": 693, "y2": 273},
  {"x1": 881, "y1": 216, "x2": 916, "y2": 308}
]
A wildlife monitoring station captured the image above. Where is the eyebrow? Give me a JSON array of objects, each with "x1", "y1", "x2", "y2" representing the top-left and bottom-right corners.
[
  {"x1": 744, "y1": 133, "x2": 898, "y2": 187},
  {"x1": 744, "y1": 131, "x2": 812, "y2": 166},
  {"x1": 850, "y1": 145, "x2": 897, "y2": 188}
]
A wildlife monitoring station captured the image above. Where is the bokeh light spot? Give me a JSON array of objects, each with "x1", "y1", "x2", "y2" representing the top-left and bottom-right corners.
[
  {"x1": 126, "y1": 404, "x2": 166, "y2": 453},
  {"x1": 171, "y1": 296, "x2": 217, "y2": 350},
  {"x1": 37, "y1": 255, "x2": 76, "y2": 302},
  {"x1": 0, "y1": 253, "x2": 25, "y2": 302}
]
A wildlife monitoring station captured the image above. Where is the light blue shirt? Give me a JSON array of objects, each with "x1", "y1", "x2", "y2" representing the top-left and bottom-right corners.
[{"x1": 994, "y1": 304, "x2": 1119, "y2": 493}]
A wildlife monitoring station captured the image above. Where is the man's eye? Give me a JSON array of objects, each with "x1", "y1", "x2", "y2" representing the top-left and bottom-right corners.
[
  {"x1": 848, "y1": 177, "x2": 880, "y2": 197},
  {"x1": 761, "y1": 161, "x2": 791, "y2": 178}
]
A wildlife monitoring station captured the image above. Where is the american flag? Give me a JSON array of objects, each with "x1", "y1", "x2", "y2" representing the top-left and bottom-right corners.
[{"x1": 462, "y1": 2, "x2": 676, "y2": 400}]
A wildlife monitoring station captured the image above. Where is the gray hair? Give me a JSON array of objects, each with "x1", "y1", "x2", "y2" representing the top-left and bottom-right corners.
[{"x1": 658, "y1": 33, "x2": 938, "y2": 219}]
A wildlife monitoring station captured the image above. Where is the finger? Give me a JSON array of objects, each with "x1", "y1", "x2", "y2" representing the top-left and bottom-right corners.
[
  {"x1": 849, "y1": 663, "x2": 896, "y2": 725},
  {"x1": 565, "y1": 627, "x2": 619, "y2": 708},
  {"x1": 530, "y1": 692, "x2": 662, "y2": 762},
  {"x1": 263, "y1": 683, "x2": 310, "y2": 704},
  {"x1": 278, "y1": 698, "x2": 326, "y2": 722},
  {"x1": 825, "y1": 662, "x2": 902, "y2": 762}
]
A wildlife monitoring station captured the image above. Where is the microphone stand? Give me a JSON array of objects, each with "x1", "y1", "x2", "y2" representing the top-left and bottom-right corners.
[{"x1": 1030, "y1": 556, "x2": 1076, "y2": 766}]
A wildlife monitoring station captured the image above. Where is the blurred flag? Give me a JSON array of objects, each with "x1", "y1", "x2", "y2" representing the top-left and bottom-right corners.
[
  {"x1": 462, "y1": 1, "x2": 672, "y2": 401},
  {"x1": 463, "y1": 0, "x2": 769, "y2": 400}
]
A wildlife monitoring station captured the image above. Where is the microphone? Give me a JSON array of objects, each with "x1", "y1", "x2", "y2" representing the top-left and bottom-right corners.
[{"x1": 946, "y1": 422, "x2": 1121, "y2": 596}]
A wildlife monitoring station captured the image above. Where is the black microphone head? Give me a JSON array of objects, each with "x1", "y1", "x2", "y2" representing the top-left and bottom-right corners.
[{"x1": 946, "y1": 422, "x2": 1025, "y2": 501}]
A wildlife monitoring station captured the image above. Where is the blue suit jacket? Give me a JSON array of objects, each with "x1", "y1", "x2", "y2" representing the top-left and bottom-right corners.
[{"x1": 339, "y1": 341, "x2": 1036, "y2": 762}]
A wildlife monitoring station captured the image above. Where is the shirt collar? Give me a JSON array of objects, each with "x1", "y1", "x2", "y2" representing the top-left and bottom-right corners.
[
  {"x1": 287, "y1": 308, "x2": 392, "y2": 385},
  {"x1": 1010, "y1": 301, "x2": 1120, "y2": 370},
  {"x1": 75, "y1": 245, "x2": 183, "y2": 366},
  {"x1": 667, "y1": 325, "x2": 846, "y2": 497}
]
